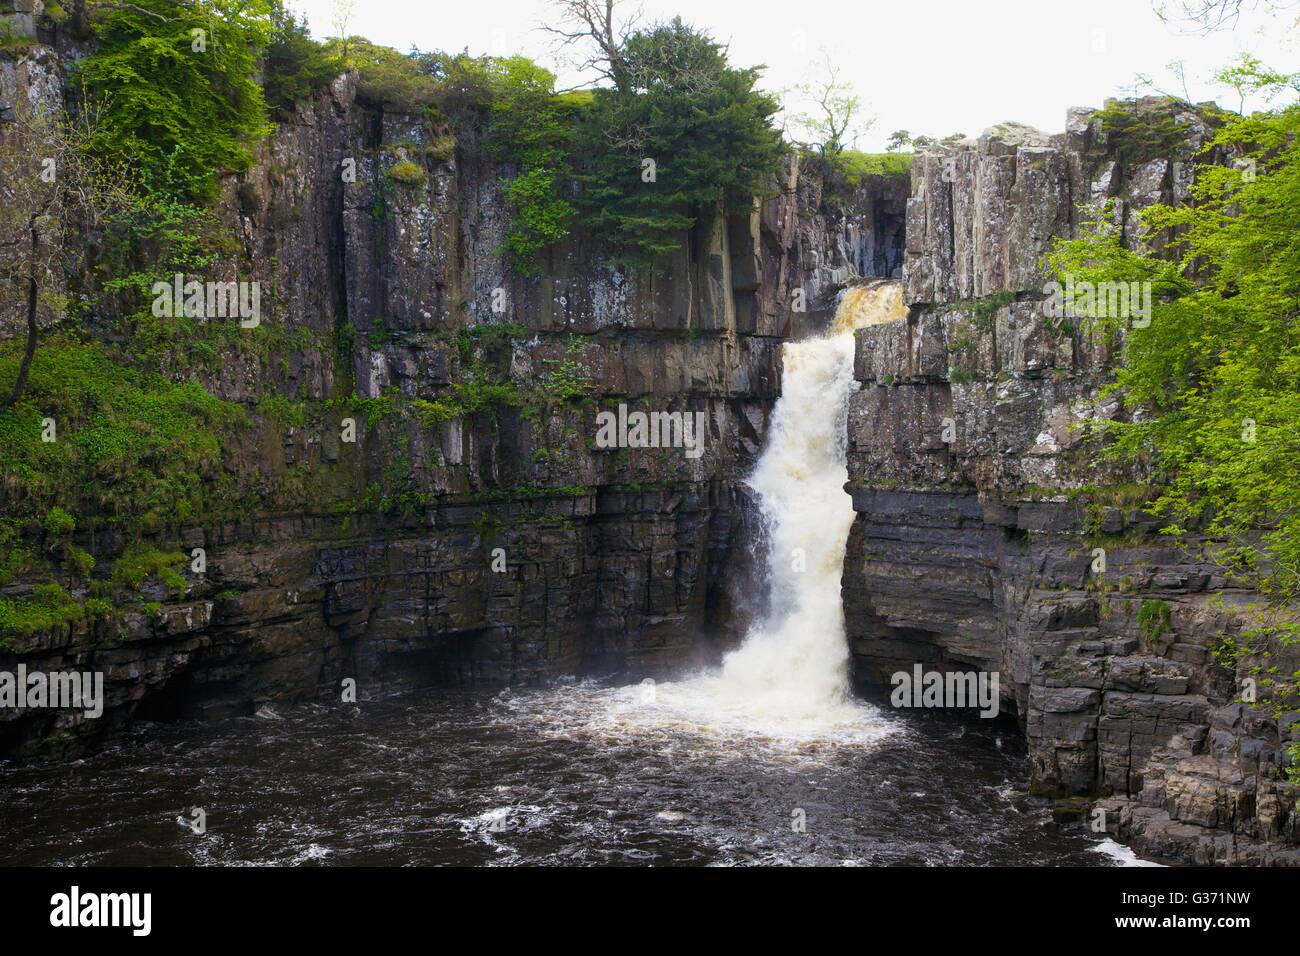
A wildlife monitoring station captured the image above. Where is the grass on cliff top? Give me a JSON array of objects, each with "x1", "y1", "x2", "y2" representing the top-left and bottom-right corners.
[{"x1": 838, "y1": 150, "x2": 914, "y2": 185}]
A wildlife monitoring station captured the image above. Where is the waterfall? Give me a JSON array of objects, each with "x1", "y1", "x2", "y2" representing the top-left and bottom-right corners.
[
  {"x1": 709, "y1": 279, "x2": 904, "y2": 723},
  {"x1": 504, "y1": 282, "x2": 903, "y2": 751}
]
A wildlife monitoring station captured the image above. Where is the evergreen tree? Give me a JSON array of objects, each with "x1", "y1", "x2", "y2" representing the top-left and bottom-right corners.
[{"x1": 571, "y1": 18, "x2": 784, "y2": 268}]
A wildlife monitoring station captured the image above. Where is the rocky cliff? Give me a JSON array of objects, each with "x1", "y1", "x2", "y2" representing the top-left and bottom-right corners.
[
  {"x1": 0, "y1": 42, "x2": 904, "y2": 754},
  {"x1": 842, "y1": 103, "x2": 1300, "y2": 864}
]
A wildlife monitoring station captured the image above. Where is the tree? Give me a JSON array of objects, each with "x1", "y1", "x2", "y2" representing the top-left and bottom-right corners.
[
  {"x1": 791, "y1": 51, "x2": 872, "y2": 160},
  {"x1": 263, "y1": 2, "x2": 341, "y2": 118},
  {"x1": 885, "y1": 130, "x2": 912, "y2": 153},
  {"x1": 569, "y1": 17, "x2": 784, "y2": 267},
  {"x1": 78, "y1": 0, "x2": 274, "y2": 202},
  {"x1": 0, "y1": 97, "x2": 132, "y2": 411},
  {"x1": 1047, "y1": 59, "x2": 1300, "y2": 780},
  {"x1": 542, "y1": 0, "x2": 638, "y2": 93},
  {"x1": 1045, "y1": 66, "x2": 1300, "y2": 602},
  {"x1": 330, "y1": 0, "x2": 355, "y2": 59}
]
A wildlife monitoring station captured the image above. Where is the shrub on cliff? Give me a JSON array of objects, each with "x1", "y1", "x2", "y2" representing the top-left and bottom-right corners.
[
  {"x1": 0, "y1": 338, "x2": 247, "y2": 533},
  {"x1": 417, "y1": 52, "x2": 577, "y2": 277},
  {"x1": 331, "y1": 37, "x2": 438, "y2": 111},
  {"x1": 262, "y1": 3, "x2": 341, "y2": 118},
  {"x1": 1047, "y1": 76, "x2": 1300, "y2": 608}
]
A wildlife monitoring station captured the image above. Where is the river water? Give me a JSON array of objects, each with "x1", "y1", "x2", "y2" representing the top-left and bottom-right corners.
[{"x1": 0, "y1": 685, "x2": 1130, "y2": 866}]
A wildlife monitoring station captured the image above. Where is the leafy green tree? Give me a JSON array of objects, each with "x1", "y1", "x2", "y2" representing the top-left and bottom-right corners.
[
  {"x1": 262, "y1": 2, "x2": 341, "y2": 118},
  {"x1": 78, "y1": 0, "x2": 274, "y2": 202},
  {"x1": 791, "y1": 51, "x2": 871, "y2": 161},
  {"x1": 1047, "y1": 75, "x2": 1300, "y2": 606},
  {"x1": 570, "y1": 18, "x2": 784, "y2": 267},
  {"x1": 424, "y1": 53, "x2": 577, "y2": 275},
  {"x1": 885, "y1": 130, "x2": 912, "y2": 153}
]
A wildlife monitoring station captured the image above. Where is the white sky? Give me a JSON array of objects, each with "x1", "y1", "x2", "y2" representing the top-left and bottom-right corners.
[{"x1": 290, "y1": 0, "x2": 1299, "y2": 150}]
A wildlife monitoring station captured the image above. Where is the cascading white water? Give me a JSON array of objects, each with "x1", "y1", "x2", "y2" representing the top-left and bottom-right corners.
[
  {"x1": 509, "y1": 282, "x2": 905, "y2": 754},
  {"x1": 711, "y1": 321, "x2": 864, "y2": 717},
  {"x1": 700, "y1": 280, "x2": 907, "y2": 728}
]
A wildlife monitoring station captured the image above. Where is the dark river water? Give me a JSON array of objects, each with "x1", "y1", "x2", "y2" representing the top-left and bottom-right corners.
[{"x1": 0, "y1": 678, "x2": 1143, "y2": 867}]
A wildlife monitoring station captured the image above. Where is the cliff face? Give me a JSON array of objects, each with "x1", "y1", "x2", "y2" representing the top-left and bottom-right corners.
[
  {"x1": 842, "y1": 106, "x2": 1300, "y2": 864},
  {"x1": 0, "y1": 47, "x2": 903, "y2": 753}
]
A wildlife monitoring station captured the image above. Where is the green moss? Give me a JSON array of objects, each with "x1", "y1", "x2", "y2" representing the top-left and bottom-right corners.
[
  {"x1": 386, "y1": 160, "x2": 426, "y2": 185},
  {"x1": 838, "y1": 150, "x2": 914, "y2": 185},
  {"x1": 257, "y1": 394, "x2": 308, "y2": 429},
  {"x1": 424, "y1": 135, "x2": 456, "y2": 162},
  {"x1": 0, "y1": 584, "x2": 83, "y2": 647},
  {"x1": 0, "y1": 338, "x2": 247, "y2": 535}
]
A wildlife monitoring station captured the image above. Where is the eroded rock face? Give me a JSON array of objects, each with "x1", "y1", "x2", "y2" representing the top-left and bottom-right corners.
[
  {"x1": 0, "y1": 49, "x2": 907, "y2": 756},
  {"x1": 843, "y1": 105, "x2": 1300, "y2": 865}
]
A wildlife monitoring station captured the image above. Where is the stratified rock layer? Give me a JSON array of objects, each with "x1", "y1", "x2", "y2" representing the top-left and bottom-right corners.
[
  {"x1": 843, "y1": 105, "x2": 1299, "y2": 865},
  {"x1": 0, "y1": 48, "x2": 904, "y2": 755}
]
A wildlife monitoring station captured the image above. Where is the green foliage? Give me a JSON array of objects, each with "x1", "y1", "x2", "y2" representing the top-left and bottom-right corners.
[
  {"x1": 1046, "y1": 82, "x2": 1300, "y2": 605},
  {"x1": 806, "y1": 148, "x2": 912, "y2": 211},
  {"x1": 485, "y1": 58, "x2": 576, "y2": 276},
  {"x1": 262, "y1": 2, "x2": 340, "y2": 118},
  {"x1": 971, "y1": 291, "x2": 1014, "y2": 332},
  {"x1": 43, "y1": 507, "x2": 75, "y2": 538},
  {"x1": 83, "y1": 597, "x2": 114, "y2": 619},
  {"x1": 256, "y1": 394, "x2": 307, "y2": 429},
  {"x1": 424, "y1": 53, "x2": 576, "y2": 275},
  {"x1": 109, "y1": 545, "x2": 187, "y2": 599},
  {"x1": 837, "y1": 150, "x2": 913, "y2": 185},
  {"x1": 1091, "y1": 98, "x2": 1218, "y2": 168},
  {"x1": 79, "y1": 0, "x2": 275, "y2": 201},
  {"x1": 425, "y1": 135, "x2": 456, "y2": 162},
  {"x1": 539, "y1": 337, "x2": 594, "y2": 401},
  {"x1": 97, "y1": 193, "x2": 249, "y2": 372},
  {"x1": 330, "y1": 37, "x2": 437, "y2": 111},
  {"x1": 68, "y1": 546, "x2": 95, "y2": 577},
  {"x1": 1138, "y1": 598, "x2": 1173, "y2": 644},
  {"x1": 571, "y1": 18, "x2": 784, "y2": 268},
  {"x1": 0, "y1": 584, "x2": 83, "y2": 646},
  {"x1": 0, "y1": 337, "x2": 246, "y2": 534},
  {"x1": 386, "y1": 160, "x2": 425, "y2": 185},
  {"x1": 455, "y1": 322, "x2": 526, "y2": 362}
]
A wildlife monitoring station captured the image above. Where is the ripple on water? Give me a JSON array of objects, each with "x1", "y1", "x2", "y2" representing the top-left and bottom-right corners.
[{"x1": 0, "y1": 685, "x2": 1141, "y2": 867}]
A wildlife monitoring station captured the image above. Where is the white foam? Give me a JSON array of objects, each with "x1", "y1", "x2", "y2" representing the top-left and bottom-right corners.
[{"x1": 1089, "y1": 838, "x2": 1164, "y2": 867}]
